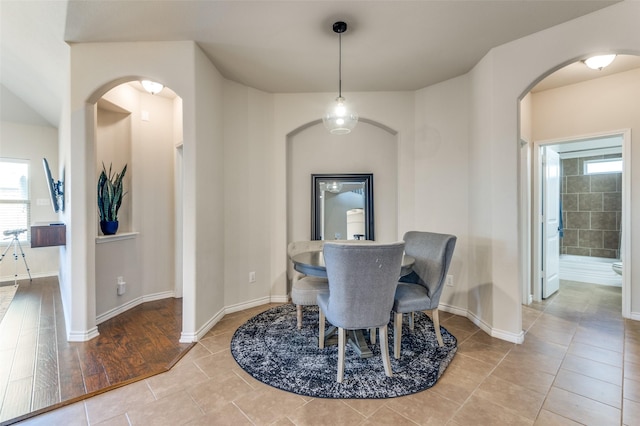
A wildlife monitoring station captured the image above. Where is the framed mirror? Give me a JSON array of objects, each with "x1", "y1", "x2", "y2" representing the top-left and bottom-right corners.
[{"x1": 311, "y1": 173, "x2": 374, "y2": 240}]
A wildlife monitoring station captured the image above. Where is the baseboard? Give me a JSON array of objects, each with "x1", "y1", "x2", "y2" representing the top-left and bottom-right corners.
[
  {"x1": 490, "y1": 325, "x2": 525, "y2": 344},
  {"x1": 269, "y1": 294, "x2": 289, "y2": 304},
  {"x1": 630, "y1": 311, "x2": 640, "y2": 321},
  {"x1": 143, "y1": 291, "x2": 175, "y2": 303},
  {"x1": 180, "y1": 296, "x2": 274, "y2": 343},
  {"x1": 439, "y1": 303, "x2": 525, "y2": 344},
  {"x1": 180, "y1": 306, "x2": 225, "y2": 343},
  {"x1": 224, "y1": 296, "x2": 272, "y2": 315},
  {"x1": 67, "y1": 326, "x2": 100, "y2": 342},
  {"x1": 96, "y1": 291, "x2": 175, "y2": 325},
  {"x1": 439, "y1": 304, "x2": 467, "y2": 317}
]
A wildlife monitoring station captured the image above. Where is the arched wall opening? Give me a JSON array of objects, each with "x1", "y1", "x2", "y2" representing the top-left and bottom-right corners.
[
  {"x1": 285, "y1": 118, "x2": 399, "y2": 292},
  {"x1": 518, "y1": 53, "x2": 640, "y2": 323},
  {"x1": 87, "y1": 78, "x2": 184, "y2": 326}
]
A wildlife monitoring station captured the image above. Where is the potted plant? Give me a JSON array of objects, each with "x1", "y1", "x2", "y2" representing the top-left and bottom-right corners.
[{"x1": 97, "y1": 162, "x2": 127, "y2": 235}]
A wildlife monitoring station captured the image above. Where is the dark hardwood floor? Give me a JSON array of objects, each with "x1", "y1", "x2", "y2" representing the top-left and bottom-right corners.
[{"x1": 0, "y1": 276, "x2": 193, "y2": 425}]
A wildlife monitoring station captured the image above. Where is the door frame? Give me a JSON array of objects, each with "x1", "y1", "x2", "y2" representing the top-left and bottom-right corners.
[{"x1": 530, "y1": 129, "x2": 631, "y2": 317}]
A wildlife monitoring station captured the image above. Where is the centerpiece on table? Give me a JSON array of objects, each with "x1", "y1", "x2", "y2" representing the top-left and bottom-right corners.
[{"x1": 97, "y1": 162, "x2": 127, "y2": 235}]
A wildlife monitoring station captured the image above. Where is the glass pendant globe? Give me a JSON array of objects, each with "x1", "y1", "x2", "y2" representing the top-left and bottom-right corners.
[{"x1": 323, "y1": 96, "x2": 358, "y2": 135}]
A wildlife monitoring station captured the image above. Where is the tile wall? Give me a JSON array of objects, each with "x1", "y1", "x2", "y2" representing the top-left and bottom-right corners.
[{"x1": 560, "y1": 155, "x2": 621, "y2": 258}]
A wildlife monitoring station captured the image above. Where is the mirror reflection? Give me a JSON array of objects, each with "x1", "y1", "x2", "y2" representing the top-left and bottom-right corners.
[{"x1": 311, "y1": 174, "x2": 374, "y2": 240}]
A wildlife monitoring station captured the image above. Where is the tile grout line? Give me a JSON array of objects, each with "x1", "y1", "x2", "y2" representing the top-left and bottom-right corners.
[
  {"x1": 534, "y1": 283, "x2": 624, "y2": 423},
  {"x1": 532, "y1": 292, "x2": 576, "y2": 424}
]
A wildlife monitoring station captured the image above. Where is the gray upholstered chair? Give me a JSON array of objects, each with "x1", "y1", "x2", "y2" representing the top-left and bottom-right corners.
[
  {"x1": 392, "y1": 231, "x2": 456, "y2": 358},
  {"x1": 288, "y1": 241, "x2": 329, "y2": 329},
  {"x1": 318, "y1": 242, "x2": 405, "y2": 383}
]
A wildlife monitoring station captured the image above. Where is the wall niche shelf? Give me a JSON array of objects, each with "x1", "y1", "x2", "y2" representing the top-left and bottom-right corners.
[{"x1": 96, "y1": 232, "x2": 139, "y2": 244}]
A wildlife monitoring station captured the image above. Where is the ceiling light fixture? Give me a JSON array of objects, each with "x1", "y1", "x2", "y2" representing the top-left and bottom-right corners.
[
  {"x1": 141, "y1": 80, "x2": 164, "y2": 95},
  {"x1": 323, "y1": 21, "x2": 358, "y2": 135},
  {"x1": 583, "y1": 54, "x2": 617, "y2": 71}
]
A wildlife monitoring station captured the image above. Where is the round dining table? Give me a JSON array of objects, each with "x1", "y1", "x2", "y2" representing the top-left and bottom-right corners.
[{"x1": 291, "y1": 250, "x2": 415, "y2": 278}]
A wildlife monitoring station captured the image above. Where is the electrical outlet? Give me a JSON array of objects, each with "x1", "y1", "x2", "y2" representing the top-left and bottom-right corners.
[
  {"x1": 116, "y1": 276, "x2": 126, "y2": 295},
  {"x1": 249, "y1": 271, "x2": 256, "y2": 283},
  {"x1": 446, "y1": 275, "x2": 454, "y2": 287}
]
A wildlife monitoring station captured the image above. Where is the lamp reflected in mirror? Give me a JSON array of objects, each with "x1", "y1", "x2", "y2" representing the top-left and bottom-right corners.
[{"x1": 311, "y1": 174, "x2": 373, "y2": 240}]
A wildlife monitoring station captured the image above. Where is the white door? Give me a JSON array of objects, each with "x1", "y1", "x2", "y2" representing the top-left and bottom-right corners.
[{"x1": 542, "y1": 147, "x2": 560, "y2": 298}]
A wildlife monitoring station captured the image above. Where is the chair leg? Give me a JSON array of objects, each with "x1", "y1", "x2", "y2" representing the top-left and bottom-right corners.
[
  {"x1": 380, "y1": 324, "x2": 393, "y2": 377},
  {"x1": 394, "y1": 312, "x2": 403, "y2": 359},
  {"x1": 369, "y1": 327, "x2": 376, "y2": 345},
  {"x1": 409, "y1": 311, "x2": 415, "y2": 331},
  {"x1": 431, "y1": 309, "x2": 444, "y2": 347},
  {"x1": 296, "y1": 304, "x2": 303, "y2": 329},
  {"x1": 318, "y1": 308, "x2": 325, "y2": 349},
  {"x1": 337, "y1": 327, "x2": 346, "y2": 383}
]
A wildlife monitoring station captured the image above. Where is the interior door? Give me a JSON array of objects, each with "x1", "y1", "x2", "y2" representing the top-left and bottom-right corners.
[{"x1": 542, "y1": 147, "x2": 561, "y2": 298}]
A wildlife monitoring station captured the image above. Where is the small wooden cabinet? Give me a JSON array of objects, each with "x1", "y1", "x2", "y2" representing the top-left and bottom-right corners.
[{"x1": 30, "y1": 223, "x2": 66, "y2": 248}]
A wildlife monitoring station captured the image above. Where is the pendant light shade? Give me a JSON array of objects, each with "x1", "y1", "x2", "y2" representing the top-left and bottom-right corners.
[
  {"x1": 323, "y1": 21, "x2": 358, "y2": 135},
  {"x1": 323, "y1": 96, "x2": 358, "y2": 135}
]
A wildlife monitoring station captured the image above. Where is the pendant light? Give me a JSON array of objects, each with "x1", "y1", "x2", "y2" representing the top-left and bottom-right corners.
[{"x1": 323, "y1": 21, "x2": 358, "y2": 135}]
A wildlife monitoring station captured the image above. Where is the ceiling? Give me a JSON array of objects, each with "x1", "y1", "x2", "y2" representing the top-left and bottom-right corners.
[{"x1": 2, "y1": 0, "x2": 637, "y2": 127}]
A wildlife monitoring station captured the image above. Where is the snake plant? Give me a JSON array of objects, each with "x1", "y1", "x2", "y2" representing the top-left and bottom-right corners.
[{"x1": 97, "y1": 162, "x2": 127, "y2": 222}]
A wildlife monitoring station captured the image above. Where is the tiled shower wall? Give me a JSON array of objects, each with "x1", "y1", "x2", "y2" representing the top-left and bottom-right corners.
[{"x1": 561, "y1": 155, "x2": 621, "y2": 259}]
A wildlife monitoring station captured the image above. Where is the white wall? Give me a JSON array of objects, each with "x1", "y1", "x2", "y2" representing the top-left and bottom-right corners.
[
  {"x1": 413, "y1": 75, "x2": 470, "y2": 312},
  {"x1": 0, "y1": 120, "x2": 60, "y2": 281},
  {"x1": 0, "y1": 85, "x2": 51, "y2": 127},
  {"x1": 96, "y1": 103, "x2": 131, "y2": 232},
  {"x1": 192, "y1": 45, "x2": 226, "y2": 333},
  {"x1": 222, "y1": 81, "x2": 273, "y2": 309},
  {"x1": 519, "y1": 93, "x2": 533, "y2": 302}
]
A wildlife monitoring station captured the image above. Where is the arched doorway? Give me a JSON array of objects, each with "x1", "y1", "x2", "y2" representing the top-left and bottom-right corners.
[
  {"x1": 519, "y1": 54, "x2": 640, "y2": 320},
  {"x1": 92, "y1": 80, "x2": 184, "y2": 325}
]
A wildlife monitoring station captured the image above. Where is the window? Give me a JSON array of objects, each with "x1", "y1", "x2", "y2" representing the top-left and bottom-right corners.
[
  {"x1": 0, "y1": 159, "x2": 30, "y2": 243},
  {"x1": 584, "y1": 158, "x2": 622, "y2": 175}
]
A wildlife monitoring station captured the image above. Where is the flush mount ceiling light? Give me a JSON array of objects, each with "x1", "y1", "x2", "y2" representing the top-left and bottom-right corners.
[
  {"x1": 141, "y1": 80, "x2": 164, "y2": 94},
  {"x1": 583, "y1": 54, "x2": 617, "y2": 71},
  {"x1": 322, "y1": 21, "x2": 358, "y2": 135}
]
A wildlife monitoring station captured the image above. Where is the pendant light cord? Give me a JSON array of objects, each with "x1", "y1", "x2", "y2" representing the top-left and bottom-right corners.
[{"x1": 338, "y1": 31, "x2": 342, "y2": 98}]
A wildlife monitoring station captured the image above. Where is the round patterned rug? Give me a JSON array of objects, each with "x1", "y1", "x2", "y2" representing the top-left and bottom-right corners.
[{"x1": 230, "y1": 304, "x2": 457, "y2": 398}]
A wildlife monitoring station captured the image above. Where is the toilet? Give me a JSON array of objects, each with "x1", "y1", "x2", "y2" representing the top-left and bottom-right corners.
[{"x1": 612, "y1": 261, "x2": 623, "y2": 276}]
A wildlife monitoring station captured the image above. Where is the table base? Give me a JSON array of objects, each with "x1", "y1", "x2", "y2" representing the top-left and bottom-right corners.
[{"x1": 323, "y1": 326, "x2": 374, "y2": 358}]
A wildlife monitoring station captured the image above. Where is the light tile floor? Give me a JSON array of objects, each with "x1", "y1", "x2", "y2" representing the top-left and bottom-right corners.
[{"x1": 14, "y1": 280, "x2": 640, "y2": 425}]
